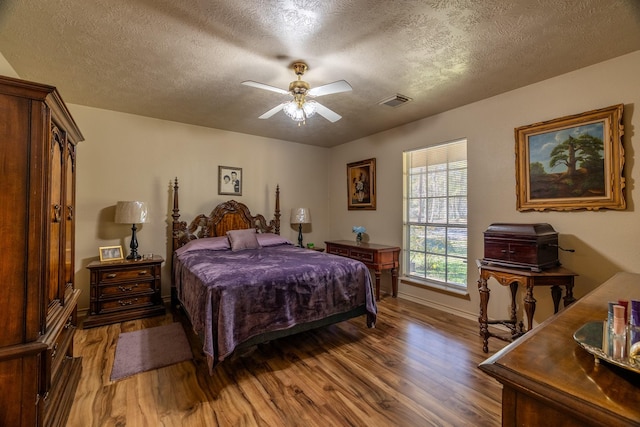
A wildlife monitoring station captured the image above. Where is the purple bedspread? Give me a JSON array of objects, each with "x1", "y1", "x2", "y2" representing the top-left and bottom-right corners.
[{"x1": 174, "y1": 244, "x2": 377, "y2": 369}]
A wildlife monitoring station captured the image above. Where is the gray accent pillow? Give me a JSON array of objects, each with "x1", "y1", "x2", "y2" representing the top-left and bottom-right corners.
[{"x1": 227, "y1": 228, "x2": 260, "y2": 251}]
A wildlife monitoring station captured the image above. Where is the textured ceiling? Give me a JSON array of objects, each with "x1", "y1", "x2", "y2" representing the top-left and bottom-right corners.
[{"x1": 0, "y1": 0, "x2": 639, "y2": 147}]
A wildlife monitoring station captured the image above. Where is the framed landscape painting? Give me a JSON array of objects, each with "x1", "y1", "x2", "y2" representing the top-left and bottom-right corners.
[
  {"x1": 515, "y1": 104, "x2": 625, "y2": 211},
  {"x1": 347, "y1": 158, "x2": 376, "y2": 210}
]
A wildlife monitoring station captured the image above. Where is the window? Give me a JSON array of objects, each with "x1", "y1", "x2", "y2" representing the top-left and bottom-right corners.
[{"x1": 404, "y1": 139, "x2": 467, "y2": 291}]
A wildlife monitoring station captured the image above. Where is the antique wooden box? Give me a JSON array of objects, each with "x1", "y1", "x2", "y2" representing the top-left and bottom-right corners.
[{"x1": 482, "y1": 223, "x2": 559, "y2": 271}]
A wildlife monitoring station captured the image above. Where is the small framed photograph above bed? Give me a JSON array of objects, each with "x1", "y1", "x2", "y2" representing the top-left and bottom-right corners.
[
  {"x1": 218, "y1": 166, "x2": 242, "y2": 196},
  {"x1": 347, "y1": 158, "x2": 376, "y2": 210}
]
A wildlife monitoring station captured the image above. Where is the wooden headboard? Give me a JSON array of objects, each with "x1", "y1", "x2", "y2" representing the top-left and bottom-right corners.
[{"x1": 171, "y1": 177, "x2": 281, "y2": 252}]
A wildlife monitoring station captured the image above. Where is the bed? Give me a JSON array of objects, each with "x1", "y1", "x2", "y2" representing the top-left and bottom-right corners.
[{"x1": 170, "y1": 178, "x2": 377, "y2": 370}]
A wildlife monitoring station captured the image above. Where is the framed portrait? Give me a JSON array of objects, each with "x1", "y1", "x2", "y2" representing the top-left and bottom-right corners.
[
  {"x1": 218, "y1": 166, "x2": 242, "y2": 196},
  {"x1": 347, "y1": 158, "x2": 376, "y2": 210},
  {"x1": 515, "y1": 104, "x2": 625, "y2": 211},
  {"x1": 99, "y1": 245, "x2": 124, "y2": 262}
]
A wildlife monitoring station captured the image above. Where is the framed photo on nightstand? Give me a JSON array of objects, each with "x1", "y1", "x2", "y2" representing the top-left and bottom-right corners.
[{"x1": 99, "y1": 245, "x2": 123, "y2": 262}]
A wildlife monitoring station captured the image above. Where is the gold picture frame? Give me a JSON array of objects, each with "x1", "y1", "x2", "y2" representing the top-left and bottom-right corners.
[
  {"x1": 347, "y1": 158, "x2": 376, "y2": 210},
  {"x1": 99, "y1": 245, "x2": 124, "y2": 262},
  {"x1": 515, "y1": 104, "x2": 625, "y2": 211}
]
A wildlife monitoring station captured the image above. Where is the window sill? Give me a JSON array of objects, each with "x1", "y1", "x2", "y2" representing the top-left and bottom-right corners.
[{"x1": 400, "y1": 276, "x2": 469, "y2": 298}]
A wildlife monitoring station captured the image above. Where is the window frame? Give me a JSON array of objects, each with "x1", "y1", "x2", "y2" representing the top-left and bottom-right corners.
[{"x1": 403, "y1": 139, "x2": 468, "y2": 293}]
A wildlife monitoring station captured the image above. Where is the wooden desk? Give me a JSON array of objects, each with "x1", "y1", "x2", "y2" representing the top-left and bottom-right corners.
[
  {"x1": 325, "y1": 240, "x2": 400, "y2": 301},
  {"x1": 478, "y1": 262, "x2": 577, "y2": 352},
  {"x1": 479, "y1": 272, "x2": 640, "y2": 427}
]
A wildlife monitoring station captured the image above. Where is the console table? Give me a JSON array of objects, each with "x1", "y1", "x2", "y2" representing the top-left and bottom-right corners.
[
  {"x1": 478, "y1": 262, "x2": 577, "y2": 352},
  {"x1": 325, "y1": 240, "x2": 400, "y2": 301},
  {"x1": 479, "y1": 272, "x2": 640, "y2": 426}
]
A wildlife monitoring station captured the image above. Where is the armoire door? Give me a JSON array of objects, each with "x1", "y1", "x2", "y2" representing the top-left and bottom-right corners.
[{"x1": 63, "y1": 139, "x2": 76, "y2": 303}]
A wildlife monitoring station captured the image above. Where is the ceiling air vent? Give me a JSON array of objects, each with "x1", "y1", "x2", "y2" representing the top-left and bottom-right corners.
[{"x1": 378, "y1": 94, "x2": 413, "y2": 107}]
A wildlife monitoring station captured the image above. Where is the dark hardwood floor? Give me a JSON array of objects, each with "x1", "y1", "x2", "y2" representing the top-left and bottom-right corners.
[{"x1": 68, "y1": 296, "x2": 507, "y2": 426}]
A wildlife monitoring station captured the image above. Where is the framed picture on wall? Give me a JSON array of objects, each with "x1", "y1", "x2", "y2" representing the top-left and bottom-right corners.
[
  {"x1": 515, "y1": 104, "x2": 625, "y2": 211},
  {"x1": 347, "y1": 158, "x2": 376, "y2": 210},
  {"x1": 99, "y1": 245, "x2": 123, "y2": 262},
  {"x1": 218, "y1": 166, "x2": 242, "y2": 196}
]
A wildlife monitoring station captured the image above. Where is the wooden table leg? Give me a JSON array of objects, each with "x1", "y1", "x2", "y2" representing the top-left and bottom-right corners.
[
  {"x1": 478, "y1": 275, "x2": 490, "y2": 353},
  {"x1": 551, "y1": 285, "x2": 562, "y2": 314},
  {"x1": 374, "y1": 270, "x2": 381, "y2": 301},
  {"x1": 509, "y1": 281, "x2": 518, "y2": 324},
  {"x1": 564, "y1": 281, "x2": 576, "y2": 307},
  {"x1": 391, "y1": 267, "x2": 398, "y2": 297},
  {"x1": 524, "y1": 280, "x2": 536, "y2": 332}
]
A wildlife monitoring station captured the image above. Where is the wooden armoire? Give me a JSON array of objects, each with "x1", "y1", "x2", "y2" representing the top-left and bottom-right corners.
[{"x1": 0, "y1": 75, "x2": 84, "y2": 426}]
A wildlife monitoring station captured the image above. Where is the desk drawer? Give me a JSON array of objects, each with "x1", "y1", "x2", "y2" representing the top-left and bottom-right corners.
[
  {"x1": 349, "y1": 248, "x2": 374, "y2": 263},
  {"x1": 328, "y1": 246, "x2": 349, "y2": 257}
]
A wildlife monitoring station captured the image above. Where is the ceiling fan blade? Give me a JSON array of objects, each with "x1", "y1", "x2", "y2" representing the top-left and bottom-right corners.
[
  {"x1": 314, "y1": 102, "x2": 342, "y2": 122},
  {"x1": 308, "y1": 80, "x2": 352, "y2": 97},
  {"x1": 258, "y1": 103, "x2": 286, "y2": 119},
  {"x1": 242, "y1": 80, "x2": 289, "y2": 95}
]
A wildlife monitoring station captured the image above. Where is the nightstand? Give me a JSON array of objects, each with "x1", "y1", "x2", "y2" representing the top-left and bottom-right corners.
[{"x1": 83, "y1": 256, "x2": 166, "y2": 328}]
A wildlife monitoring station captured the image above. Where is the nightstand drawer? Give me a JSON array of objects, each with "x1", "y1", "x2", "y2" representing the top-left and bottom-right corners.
[
  {"x1": 99, "y1": 281, "x2": 155, "y2": 298},
  {"x1": 98, "y1": 267, "x2": 154, "y2": 283},
  {"x1": 99, "y1": 295, "x2": 155, "y2": 314}
]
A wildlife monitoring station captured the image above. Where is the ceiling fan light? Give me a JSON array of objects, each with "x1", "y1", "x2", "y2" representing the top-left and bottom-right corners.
[
  {"x1": 302, "y1": 100, "x2": 317, "y2": 117},
  {"x1": 283, "y1": 100, "x2": 317, "y2": 122}
]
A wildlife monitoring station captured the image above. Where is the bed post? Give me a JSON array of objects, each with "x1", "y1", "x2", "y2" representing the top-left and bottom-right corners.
[
  {"x1": 275, "y1": 184, "x2": 281, "y2": 235},
  {"x1": 172, "y1": 177, "x2": 181, "y2": 252},
  {"x1": 171, "y1": 177, "x2": 180, "y2": 307}
]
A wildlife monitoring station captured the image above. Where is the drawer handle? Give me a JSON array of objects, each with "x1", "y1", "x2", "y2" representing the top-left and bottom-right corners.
[
  {"x1": 52, "y1": 204, "x2": 61, "y2": 223},
  {"x1": 64, "y1": 315, "x2": 73, "y2": 329},
  {"x1": 118, "y1": 284, "x2": 139, "y2": 292},
  {"x1": 51, "y1": 342, "x2": 59, "y2": 360},
  {"x1": 138, "y1": 270, "x2": 148, "y2": 275},
  {"x1": 107, "y1": 273, "x2": 117, "y2": 279},
  {"x1": 118, "y1": 298, "x2": 138, "y2": 306}
]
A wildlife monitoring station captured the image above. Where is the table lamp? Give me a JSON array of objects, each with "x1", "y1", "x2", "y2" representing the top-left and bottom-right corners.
[
  {"x1": 115, "y1": 201, "x2": 148, "y2": 260},
  {"x1": 290, "y1": 207, "x2": 311, "y2": 248}
]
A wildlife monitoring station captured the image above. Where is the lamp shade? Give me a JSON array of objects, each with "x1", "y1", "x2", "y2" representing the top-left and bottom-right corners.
[
  {"x1": 290, "y1": 207, "x2": 311, "y2": 224},
  {"x1": 115, "y1": 201, "x2": 148, "y2": 224}
]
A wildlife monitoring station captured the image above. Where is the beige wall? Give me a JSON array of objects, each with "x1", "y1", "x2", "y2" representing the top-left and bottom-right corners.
[
  {"x1": 0, "y1": 52, "x2": 18, "y2": 77},
  {"x1": 329, "y1": 50, "x2": 640, "y2": 326}
]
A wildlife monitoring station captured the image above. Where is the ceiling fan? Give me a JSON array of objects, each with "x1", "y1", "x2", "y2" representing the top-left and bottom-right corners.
[{"x1": 242, "y1": 62, "x2": 352, "y2": 125}]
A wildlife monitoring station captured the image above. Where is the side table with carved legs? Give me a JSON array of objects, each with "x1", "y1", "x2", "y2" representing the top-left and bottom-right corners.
[{"x1": 477, "y1": 262, "x2": 577, "y2": 353}]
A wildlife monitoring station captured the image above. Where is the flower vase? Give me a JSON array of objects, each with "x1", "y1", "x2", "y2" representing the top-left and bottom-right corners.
[{"x1": 356, "y1": 233, "x2": 363, "y2": 245}]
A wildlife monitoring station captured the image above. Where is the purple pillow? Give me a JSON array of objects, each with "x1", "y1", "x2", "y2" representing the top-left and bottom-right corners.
[
  {"x1": 227, "y1": 228, "x2": 260, "y2": 251},
  {"x1": 175, "y1": 236, "x2": 230, "y2": 257},
  {"x1": 256, "y1": 233, "x2": 292, "y2": 247}
]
